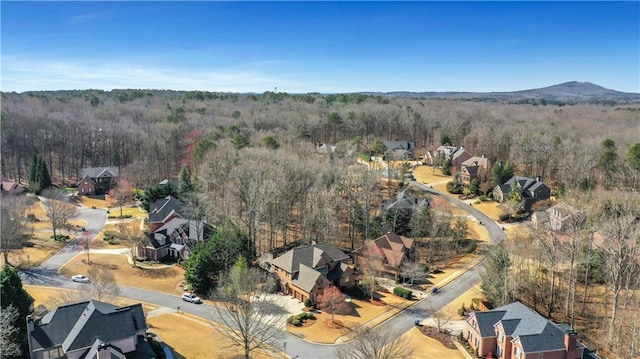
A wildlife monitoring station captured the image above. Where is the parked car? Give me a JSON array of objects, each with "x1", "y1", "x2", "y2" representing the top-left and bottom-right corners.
[
  {"x1": 72, "y1": 275, "x2": 90, "y2": 283},
  {"x1": 182, "y1": 293, "x2": 202, "y2": 303}
]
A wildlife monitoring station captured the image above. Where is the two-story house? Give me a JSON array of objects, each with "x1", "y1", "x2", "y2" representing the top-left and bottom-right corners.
[
  {"x1": 459, "y1": 156, "x2": 491, "y2": 184},
  {"x1": 76, "y1": 167, "x2": 119, "y2": 195},
  {"x1": 138, "y1": 217, "x2": 214, "y2": 261},
  {"x1": 270, "y1": 242, "x2": 354, "y2": 302},
  {"x1": 384, "y1": 140, "x2": 415, "y2": 161},
  {"x1": 465, "y1": 301, "x2": 594, "y2": 359},
  {"x1": 493, "y1": 176, "x2": 551, "y2": 211},
  {"x1": 27, "y1": 300, "x2": 155, "y2": 359},
  {"x1": 354, "y1": 232, "x2": 415, "y2": 280}
]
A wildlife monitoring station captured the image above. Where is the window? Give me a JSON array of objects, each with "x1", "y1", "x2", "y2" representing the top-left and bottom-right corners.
[
  {"x1": 344, "y1": 275, "x2": 350, "y2": 282},
  {"x1": 514, "y1": 347, "x2": 522, "y2": 359},
  {"x1": 497, "y1": 331, "x2": 504, "y2": 341},
  {"x1": 496, "y1": 344, "x2": 502, "y2": 357}
]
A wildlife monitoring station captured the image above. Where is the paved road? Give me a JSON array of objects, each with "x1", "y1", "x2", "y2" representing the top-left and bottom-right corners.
[
  {"x1": 21, "y1": 183, "x2": 503, "y2": 358},
  {"x1": 410, "y1": 181, "x2": 507, "y2": 244},
  {"x1": 21, "y1": 204, "x2": 107, "y2": 287}
]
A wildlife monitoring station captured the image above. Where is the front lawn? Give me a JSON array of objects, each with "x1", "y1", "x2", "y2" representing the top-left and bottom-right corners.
[
  {"x1": 0, "y1": 237, "x2": 66, "y2": 268},
  {"x1": 59, "y1": 253, "x2": 185, "y2": 294}
]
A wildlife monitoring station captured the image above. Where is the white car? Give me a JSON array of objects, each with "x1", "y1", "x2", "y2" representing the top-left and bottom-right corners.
[
  {"x1": 72, "y1": 275, "x2": 90, "y2": 283},
  {"x1": 182, "y1": 293, "x2": 202, "y2": 303}
]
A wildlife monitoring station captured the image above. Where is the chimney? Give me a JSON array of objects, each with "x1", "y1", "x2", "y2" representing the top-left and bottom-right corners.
[
  {"x1": 564, "y1": 330, "x2": 577, "y2": 352},
  {"x1": 536, "y1": 176, "x2": 541, "y2": 182}
]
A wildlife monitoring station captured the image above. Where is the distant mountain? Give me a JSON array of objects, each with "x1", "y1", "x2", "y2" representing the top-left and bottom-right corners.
[{"x1": 366, "y1": 82, "x2": 640, "y2": 103}]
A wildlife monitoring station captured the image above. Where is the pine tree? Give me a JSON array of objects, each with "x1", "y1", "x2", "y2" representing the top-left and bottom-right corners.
[
  {"x1": 1, "y1": 264, "x2": 34, "y2": 352},
  {"x1": 38, "y1": 157, "x2": 52, "y2": 192},
  {"x1": 177, "y1": 167, "x2": 194, "y2": 200}
]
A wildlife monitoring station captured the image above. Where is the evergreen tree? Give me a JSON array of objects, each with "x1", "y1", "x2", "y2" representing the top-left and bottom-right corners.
[
  {"x1": 28, "y1": 155, "x2": 52, "y2": 194},
  {"x1": 37, "y1": 157, "x2": 52, "y2": 192},
  {"x1": 1, "y1": 264, "x2": 34, "y2": 353},
  {"x1": 28, "y1": 155, "x2": 38, "y2": 185},
  {"x1": 177, "y1": 167, "x2": 194, "y2": 200}
]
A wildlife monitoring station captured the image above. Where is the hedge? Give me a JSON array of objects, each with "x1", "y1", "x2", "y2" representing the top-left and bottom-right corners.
[{"x1": 393, "y1": 286, "x2": 413, "y2": 299}]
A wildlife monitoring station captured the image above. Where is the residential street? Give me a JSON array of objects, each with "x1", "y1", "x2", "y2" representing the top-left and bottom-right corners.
[{"x1": 20, "y1": 182, "x2": 503, "y2": 358}]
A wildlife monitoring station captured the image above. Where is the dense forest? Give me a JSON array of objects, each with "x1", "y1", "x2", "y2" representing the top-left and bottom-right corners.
[
  {"x1": 1, "y1": 89, "x2": 638, "y2": 189},
  {"x1": 2, "y1": 89, "x2": 639, "y2": 357}
]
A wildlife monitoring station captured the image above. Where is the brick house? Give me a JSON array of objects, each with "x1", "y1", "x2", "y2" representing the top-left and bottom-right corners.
[
  {"x1": 27, "y1": 300, "x2": 154, "y2": 359},
  {"x1": 138, "y1": 217, "x2": 214, "y2": 262},
  {"x1": 146, "y1": 196, "x2": 185, "y2": 232},
  {"x1": 459, "y1": 156, "x2": 491, "y2": 184},
  {"x1": 465, "y1": 301, "x2": 594, "y2": 359},
  {"x1": 270, "y1": 243, "x2": 354, "y2": 302},
  {"x1": 452, "y1": 147, "x2": 472, "y2": 172},
  {"x1": 76, "y1": 167, "x2": 119, "y2": 195},
  {"x1": 353, "y1": 232, "x2": 415, "y2": 280}
]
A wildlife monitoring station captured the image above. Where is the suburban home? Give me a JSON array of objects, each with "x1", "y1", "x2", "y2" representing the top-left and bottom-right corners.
[
  {"x1": 138, "y1": 217, "x2": 214, "y2": 262},
  {"x1": 27, "y1": 300, "x2": 155, "y2": 359},
  {"x1": 382, "y1": 188, "x2": 429, "y2": 212},
  {"x1": 451, "y1": 147, "x2": 472, "y2": 171},
  {"x1": 459, "y1": 156, "x2": 491, "y2": 184},
  {"x1": 1, "y1": 178, "x2": 24, "y2": 196},
  {"x1": 354, "y1": 232, "x2": 415, "y2": 280},
  {"x1": 270, "y1": 242, "x2": 354, "y2": 302},
  {"x1": 493, "y1": 176, "x2": 551, "y2": 211},
  {"x1": 547, "y1": 203, "x2": 579, "y2": 232},
  {"x1": 147, "y1": 195, "x2": 185, "y2": 232},
  {"x1": 465, "y1": 301, "x2": 595, "y2": 359},
  {"x1": 316, "y1": 143, "x2": 337, "y2": 154},
  {"x1": 423, "y1": 145, "x2": 458, "y2": 166},
  {"x1": 76, "y1": 166, "x2": 120, "y2": 195},
  {"x1": 531, "y1": 211, "x2": 550, "y2": 230},
  {"x1": 384, "y1": 140, "x2": 415, "y2": 161}
]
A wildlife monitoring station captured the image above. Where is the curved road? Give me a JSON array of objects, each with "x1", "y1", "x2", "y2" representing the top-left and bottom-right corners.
[{"x1": 21, "y1": 184, "x2": 505, "y2": 358}]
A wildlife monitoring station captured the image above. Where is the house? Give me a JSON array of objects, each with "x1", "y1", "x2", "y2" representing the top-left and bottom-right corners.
[
  {"x1": 380, "y1": 189, "x2": 429, "y2": 235},
  {"x1": 451, "y1": 147, "x2": 472, "y2": 172},
  {"x1": 531, "y1": 211, "x2": 550, "y2": 229},
  {"x1": 1, "y1": 178, "x2": 24, "y2": 196},
  {"x1": 384, "y1": 140, "x2": 415, "y2": 161},
  {"x1": 493, "y1": 176, "x2": 551, "y2": 211},
  {"x1": 147, "y1": 195, "x2": 185, "y2": 232},
  {"x1": 27, "y1": 300, "x2": 155, "y2": 359},
  {"x1": 548, "y1": 203, "x2": 579, "y2": 232},
  {"x1": 76, "y1": 167, "x2": 119, "y2": 195},
  {"x1": 423, "y1": 145, "x2": 458, "y2": 166},
  {"x1": 465, "y1": 301, "x2": 594, "y2": 359},
  {"x1": 270, "y1": 242, "x2": 354, "y2": 302},
  {"x1": 316, "y1": 143, "x2": 337, "y2": 154},
  {"x1": 138, "y1": 217, "x2": 214, "y2": 261},
  {"x1": 354, "y1": 232, "x2": 415, "y2": 280},
  {"x1": 459, "y1": 156, "x2": 491, "y2": 184}
]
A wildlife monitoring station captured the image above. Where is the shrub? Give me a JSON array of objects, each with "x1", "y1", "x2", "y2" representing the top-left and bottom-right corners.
[
  {"x1": 304, "y1": 298, "x2": 313, "y2": 308},
  {"x1": 498, "y1": 213, "x2": 510, "y2": 222},
  {"x1": 287, "y1": 316, "x2": 294, "y2": 324},
  {"x1": 26, "y1": 213, "x2": 39, "y2": 222},
  {"x1": 446, "y1": 181, "x2": 464, "y2": 194},
  {"x1": 108, "y1": 214, "x2": 132, "y2": 219},
  {"x1": 393, "y1": 286, "x2": 413, "y2": 299},
  {"x1": 295, "y1": 314, "x2": 305, "y2": 321},
  {"x1": 305, "y1": 313, "x2": 315, "y2": 320},
  {"x1": 292, "y1": 319, "x2": 301, "y2": 326},
  {"x1": 52, "y1": 234, "x2": 70, "y2": 242}
]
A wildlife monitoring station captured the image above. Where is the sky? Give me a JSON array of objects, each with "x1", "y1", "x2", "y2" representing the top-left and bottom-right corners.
[{"x1": 1, "y1": 1, "x2": 639, "y2": 93}]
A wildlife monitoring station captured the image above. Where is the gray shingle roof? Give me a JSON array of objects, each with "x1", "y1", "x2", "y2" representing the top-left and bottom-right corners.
[
  {"x1": 384, "y1": 141, "x2": 414, "y2": 151},
  {"x1": 29, "y1": 300, "x2": 148, "y2": 356},
  {"x1": 473, "y1": 301, "x2": 574, "y2": 353},
  {"x1": 148, "y1": 196, "x2": 184, "y2": 223},
  {"x1": 78, "y1": 167, "x2": 120, "y2": 179},
  {"x1": 292, "y1": 263, "x2": 323, "y2": 292},
  {"x1": 271, "y1": 242, "x2": 348, "y2": 273}
]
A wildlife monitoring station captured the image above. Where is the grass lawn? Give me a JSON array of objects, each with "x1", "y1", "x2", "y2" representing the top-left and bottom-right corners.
[
  {"x1": 59, "y1": 253, "x2": 185, "y2": 294},
  {"x1": 505, "y1": 224, "x2": 532, "y2": 241},
  {"x1": 108, "y1": 206, "x2": 147, "y2": 218},
  {"x1": 78, "y1": 195, "x2": 113, "y2": 209},
  {"x1": 401, "y1": 327, "x2": 465, "y2": 359},
  {"x1": 412, "y1": 165, "x2": 452, "y2": 184},
  {"x1": 147, "y1": 313, "x2": 277, "y2": 359},
  {"x1": 92, "y1": 221, "x2": 142, "y2": 249},
  {"x1": 472, "y1": 201, "x2": 505, "y2": 221},
  {"x1": 436, "y1": 284, "x2": 486, "y2": 320},
  {"x1": 288, "y1": 292, "x2": 409, "y2": 344},
  {"x1": 0, "y1": 237, "x2": 66, "y2": 268}
]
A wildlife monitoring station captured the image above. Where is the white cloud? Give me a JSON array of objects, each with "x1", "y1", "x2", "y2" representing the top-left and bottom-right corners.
[{"x1": 1, "y1": 57, "x2": 314, "y2": 93}]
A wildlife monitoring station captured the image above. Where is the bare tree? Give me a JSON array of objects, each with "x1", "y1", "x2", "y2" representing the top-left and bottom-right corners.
[
  {"x1": 108, "y1": 178, "x2": 134, "y2": 217},
  {"x1": 116, "y1": 223, "x2": 145, "y2": 268},
  {"x1": 0, "y1": 305, "x2": 22, "y2": 358},
  {"x1": 536, "y1": 228, "x2": 561, "y2": 318},
  {"x1": 431, "y1": 310, "x2": 452, "y2": 333},
  {"x1": 360, "y1": 254, "x2": 384, "y2": 300},
  {"x1": 0, "y1": 196, "x2": 29, "y2": 265},
  {"x1": 334, "y1": 325, "x2": 413, "y2": 359},
  {"x1": 212, "y1": 257, "x2": 284, "y2": 359},
  {"x1": 399, "y1": 261, "x2": 427, "y2": 285},
  {"x1": 41, "y1": 188, "x2": 78, "y2": 239},
  {"x1": 318, "y1": 286, "x2": 351, "y2": 323},
  {"x1": 85, "y1": 265, "x2": 121, "y2": 303}
]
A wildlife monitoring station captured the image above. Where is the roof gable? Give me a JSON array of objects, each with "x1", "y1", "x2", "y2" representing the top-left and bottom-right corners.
[
  {"x1": 78, "y1": 167, "x2": 120, "y2": 179},
  {"x1": 271, "y1": 242, "x2": 348, "y2": 273}
]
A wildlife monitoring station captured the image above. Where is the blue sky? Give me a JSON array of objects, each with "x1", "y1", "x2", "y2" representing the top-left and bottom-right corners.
[{"x1": 1, "y1": 1, "x2": 638, "y2": 93}]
